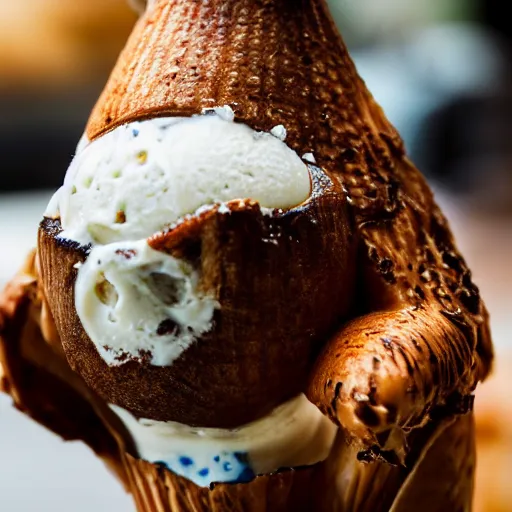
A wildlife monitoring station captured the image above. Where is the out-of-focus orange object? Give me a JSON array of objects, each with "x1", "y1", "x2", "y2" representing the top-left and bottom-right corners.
[
  {"x1": 0, "y1": 1, "x2": 136, "y2": 89},
  {"x1": 474, "y1": 354, "x2": 512, "y2": 512}
]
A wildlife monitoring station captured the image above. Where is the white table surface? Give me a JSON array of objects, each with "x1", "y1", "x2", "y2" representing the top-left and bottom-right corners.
[{"x1": 0, "y1": 189, "x2": 510, "y2": 511}]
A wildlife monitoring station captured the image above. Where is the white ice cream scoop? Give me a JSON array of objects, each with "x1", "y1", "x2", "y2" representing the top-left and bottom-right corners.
[{"x1": 48, "y1": 108, "x2": 311, "y2": 246}]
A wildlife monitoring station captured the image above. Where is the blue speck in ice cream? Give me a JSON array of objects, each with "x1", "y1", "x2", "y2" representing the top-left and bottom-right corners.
[
  {"x1": 111, "y1": 394, "x2": 336, "y2": 487},
  {"x1": 156, "y1": 451, "x2": 255, "y2": 485}
]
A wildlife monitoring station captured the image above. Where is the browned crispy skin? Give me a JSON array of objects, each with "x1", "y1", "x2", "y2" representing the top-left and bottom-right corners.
[{"x1": 308, "y1": 157, "x2": 492, "y2": 445}]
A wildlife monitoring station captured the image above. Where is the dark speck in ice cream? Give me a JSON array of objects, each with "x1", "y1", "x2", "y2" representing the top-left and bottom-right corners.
[
  {"x1": 115, "y1": 248, "x2": 137, "y2": 259},
  {"x1": 157, "y1": 318, "x2": 180, "y2": 336},
  {"x1": 179, "y1": 456, "x2": 194, "y2": 467}
]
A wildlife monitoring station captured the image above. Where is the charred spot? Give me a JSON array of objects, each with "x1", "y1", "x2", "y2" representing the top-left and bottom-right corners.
[
  {"x1": 457, "y1": 288, "x2": 480, "y2": 315},
  {"x1": 357, "y1": 445, "x2": 401, "y2": 466},
  {"x1": 381, "y1": 269, "x2": 397, "y2": 285},
  {"x1": 357, "y1": 449, "x2": 375, "y2": 463},
  {"x1": 461, "y1": 270, "x2": 475, "y2": 289},
  {"x1": 374, "y1": 171, "x2": 388, "y2": 185},
  {"x1": 442, "y1": 251, "x2": 463, "y2": 273},
  {"x1": 384, "y1": 180, "x2": 401, "y2": 214},
  {"x1": 430, "y1": 270, "x2": 440, "y2": 282},
  {"x1": 365, "y1": 188, "x2": 378, "y2": 199},
  {"x1": 414, "y1": 285, "x2": 426, "y2": 300},
  {"x1": 407, "y1": 263, "x2": 413, "y2": 271},
  {"x1": 425, "y1": 248, "x2": 436, "y2": 264},
  {"x1": 363, "y1": 149, "x2": 376, "y2": 167},
  {"x1": 446, "y1": 393, "x2": 475, "y2": 416},
  {"x1": 377, "y1": 258, "x2": 393, "y2": 274},
  {"x1": 342, "y1": 147, "x2": 359, "y2": 163},
  {"x1": 301, "y1": 54, "x2": 313, "y2": 66}
]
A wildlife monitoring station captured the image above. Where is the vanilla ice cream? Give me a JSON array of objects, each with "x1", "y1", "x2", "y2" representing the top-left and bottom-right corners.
[
  {"x1": 75, "y1": 239, "x2": 218, "y2": 366},
  {"x1": 49, "y1": 108, "x2": 311, "y2": 246},
  {"x1": 112, "y1": 393, "x2": 337, "y2": 487}
]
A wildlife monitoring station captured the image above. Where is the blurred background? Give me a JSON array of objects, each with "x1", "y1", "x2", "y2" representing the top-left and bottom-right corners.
[{"x1": 0, "y1": 0, "x2": 510, "y2": 510}]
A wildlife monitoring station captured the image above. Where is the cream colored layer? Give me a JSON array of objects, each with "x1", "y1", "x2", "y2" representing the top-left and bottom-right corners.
[
  {"x1": 112, "y1": 394, "x2": 337, "y2": 487},
  {"x1": 75, "y1": 239, "x2": 218, "y2": 367},
  {"x1": 48, "y1": 108, "x2": 311, "y2": 246}
]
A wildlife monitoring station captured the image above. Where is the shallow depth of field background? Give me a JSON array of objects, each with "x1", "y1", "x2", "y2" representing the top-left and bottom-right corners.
[{"x1": 0, "y1": 1, "x2": 510, "y2": 511}]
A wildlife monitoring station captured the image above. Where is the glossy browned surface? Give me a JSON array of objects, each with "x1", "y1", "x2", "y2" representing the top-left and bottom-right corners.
[{"x1": 23, "y1": 0, "x2": 494, "y2": 506}]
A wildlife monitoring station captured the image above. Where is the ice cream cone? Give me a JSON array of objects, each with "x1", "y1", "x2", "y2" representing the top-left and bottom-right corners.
[{"x1": 1, "y1": 0, "x2": 493, "y2": 509}]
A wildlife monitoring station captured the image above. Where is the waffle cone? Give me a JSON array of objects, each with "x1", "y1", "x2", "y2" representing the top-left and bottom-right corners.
[
  {"x1": 86, "y1": 0, "x2": 397, "y2": 160},
  {"x1": 40, "y1": 0, "x2": 493, "y2": 433}
]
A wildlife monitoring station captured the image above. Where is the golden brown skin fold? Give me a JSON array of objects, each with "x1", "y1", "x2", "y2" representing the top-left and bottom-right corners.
[{"x1": 0, "y1": 0, "x2": 493, "y2": 509}]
